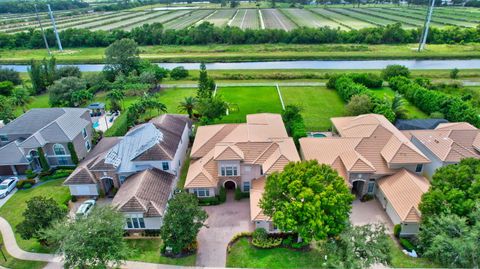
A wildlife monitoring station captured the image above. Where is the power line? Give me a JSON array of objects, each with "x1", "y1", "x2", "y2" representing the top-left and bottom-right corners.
[
  {"x1": 47, "y1": 4, "x2": 63, "y2": 51},
  {"x1": 418, "y1": 0, "x2": 435, "y2": 52}
]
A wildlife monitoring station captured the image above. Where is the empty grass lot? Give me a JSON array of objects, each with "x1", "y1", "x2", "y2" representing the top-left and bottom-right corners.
[
  {"x1": 0, "y1": 179, "x2": 70, "y2": 253},
  {"x1": 126, "y1": 238, "x2": 196, "y2": 266},
  {"x1": 216, "y1": 86, "x2": 283, "y2": 123},
  {"x1": 368, "y1": 87, "x2": 428, "y2": 119},
  {"x1": 0, "y1": 235, "x2": 46, "y2": 269},
  {"x1": 281, "y1": 86, "x2": 346, "y2": 131}
]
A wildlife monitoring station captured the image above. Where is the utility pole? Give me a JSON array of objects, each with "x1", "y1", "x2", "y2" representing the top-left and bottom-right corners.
[
  {"x1": 418, "y1": 0, "x2": 435, "y2": 52},
  {"x1": 47, "y1": 4, "x2": 63, "y2": 52},
  {"x1": 34, "y1": 4, "x2": 51, "y2": 55}
]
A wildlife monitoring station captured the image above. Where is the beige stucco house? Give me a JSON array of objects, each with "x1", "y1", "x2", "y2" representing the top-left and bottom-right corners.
[
  {"x1": 185, "y1": 113, "x2": 300, "y2": 231},
  {"x1": 300, "y1": 114, "x2": 432, "y2": 236}
]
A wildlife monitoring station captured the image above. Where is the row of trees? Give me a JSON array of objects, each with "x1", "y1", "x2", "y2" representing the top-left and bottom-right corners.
[
  {"x1": 1, "y1": 22, "x2": 479, "y2": 49},
  {"x1": 0, "y1": 0, "x2": 88, "y2": 14},
  {"x1": 389, "y1": 75, "x2": 480, "y2": 127}
]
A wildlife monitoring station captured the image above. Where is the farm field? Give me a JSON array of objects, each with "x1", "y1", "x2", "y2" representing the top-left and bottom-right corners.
[
  {"x1": 261, "y1": 9, "x2": 296, "y2": 31},
  {"x1": 230, "y1": 9, "x2": 261, "y2": 29},
  {"x1": 281, "y1": 8, "x2": 347, "y2": 29},
  {"x1": 0, "y1": 7, "x2": 478, "y2": 33},
  {"x1": 202, "y1": 9, "x2": 236, "y2": 26}
]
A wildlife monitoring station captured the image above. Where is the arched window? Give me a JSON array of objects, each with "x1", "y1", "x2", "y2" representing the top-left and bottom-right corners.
[{"x1": 53, "y1": 144, "x2": 66, "y2": 155}]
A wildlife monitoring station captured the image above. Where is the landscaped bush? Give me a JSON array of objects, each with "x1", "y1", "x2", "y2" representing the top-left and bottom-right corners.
[
  {"x1": 40, "y1": 169, "x2": 74, "y2": 181},
  {"x1": 17, "y1": 179, "x2": 36, "y2": 189},
  {"x1": 251, "y1": 228, "x2": 283, "y2": 249},
  {"x1": 170, "y1": 67, "x2": 189, "y2": 80},
  {"x1": 282, "y1": 235, "x2": 310, "y2": 249},
  {"x1": 234, "y1": 187, "x2": 249, "y2": 200},
  {"x1": 382, "y1": 65, "x2": 410, "y2": 80},
  {"x1": 281, "y1": 105, "x2": 307, "y2": 147},
  {"x1": 219, "y1": 187, "x2": 226, "y2": 203},
  {"x1": 399, "y1": 238, "x2": 415, "y2": 252},
  {"x1": 25, "y1": 169, "x2": 37, "y2": 179},
  {"x1": 198, "y1": 196, "x2": 221, "y2": 206},
  {"x1": 394, "y1": 224, "x2": 401, "y2": 238},
  {"x1": 389, "y1": 76, "x2": 480, "y2": 127},
  {"x1": 22, "y1": 183, "x2": 32, "y2": 189},
  {"x1": 349, "y1": 73, "x2": 383, "y2": 88}
]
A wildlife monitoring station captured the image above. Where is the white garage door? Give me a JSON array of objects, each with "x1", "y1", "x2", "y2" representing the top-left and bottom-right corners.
[{"x1": 70, "y1": 184, "x2": 98, "y2": 196}]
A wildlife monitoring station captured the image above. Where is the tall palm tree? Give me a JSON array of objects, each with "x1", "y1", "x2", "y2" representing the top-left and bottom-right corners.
[
  {"x1": 392, "y1": 93, "x2": 408, "y2": 120},
  {"x1": 178, "y1": 96, "x2": 197, "y2": 119},
  {"x1": 10, "y1": 87, "x2": 31, "y2": 113},
  {"x1": 107, "y1": 89, "x2": 125, "y2": 111}
]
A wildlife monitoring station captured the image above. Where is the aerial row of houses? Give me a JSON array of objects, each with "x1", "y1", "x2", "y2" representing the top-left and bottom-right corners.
[{"x1": 1, "y1": 108, "x2": 479, "y2": 235}]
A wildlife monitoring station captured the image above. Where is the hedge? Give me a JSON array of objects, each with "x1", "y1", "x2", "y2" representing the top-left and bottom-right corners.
[
  {"x1": 68, "y1": 142, "x2": 79, "y2": 165},
  {"x1": 389, "y1": 76, "x2": 480, "y2": 127}
]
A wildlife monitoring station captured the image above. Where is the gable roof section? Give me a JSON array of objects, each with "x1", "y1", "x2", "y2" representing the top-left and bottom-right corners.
[
  {"x1": 0, "y1": 108, "x2": 66, "y2": 135},
  {"x1": 0, "y1": 142, "x2": 29, "y2": 165},
  {"x1": 112, "y1": 168, "x2": 174, "y2": 217},
  {"x1": 377, "y1": 169, "x2": 430, "y2": 223},
  {"x1": 250, "y1": 176, "x2": 269, "y2": 221},
  {"x1": 339, "y1": 151, "x2": 376, "y2": 172},
  {"x1": 191, "y1": 124, "x2": 239, "y2": 158},
  {"x1": 436, "y1": 122, "x2": 477, "y2": 130},
  {"x1": 63, "y1": 167, "x2": 96, "y2": 185},
  {"x1": 381, "y1": 136, "x2": 430, "y2": 164},
  {"x1": 214, "y1": 144, "x2": 244, "y2": 161},
  {"x1": 185, "y1": 151, "x2": 218, "y2": 188}
]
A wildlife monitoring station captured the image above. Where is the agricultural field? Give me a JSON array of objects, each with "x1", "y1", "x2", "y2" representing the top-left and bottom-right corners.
[
  {"x1": 261, "y1": 9, "x2": 296, "y2": 31},
  {"x1": 0, "y1": 6, "x2": 478, "y2": 33},
  {"x1": 230, "y1": 9, "x2": 261, "y2": 29}
]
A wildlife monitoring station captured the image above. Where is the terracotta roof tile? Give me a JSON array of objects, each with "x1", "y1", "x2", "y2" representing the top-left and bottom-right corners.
[{"x1": 250, "y1": 176, "x2": 269, "y2": 221}]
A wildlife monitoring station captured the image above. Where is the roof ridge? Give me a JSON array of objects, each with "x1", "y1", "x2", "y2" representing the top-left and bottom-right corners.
[{"x1": 252, "y1": 142, "x2": 276, "y2": 164}]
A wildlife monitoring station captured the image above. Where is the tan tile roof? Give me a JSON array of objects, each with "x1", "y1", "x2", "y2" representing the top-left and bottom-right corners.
[
  {"x1": 404, "y1": 125, "x2": 480, "y2": 162},
  {"x1": 435, "y1": 122, "x2": 477, "y2": 130},
  {"x1": 377, "y1": 169, "x2": 430, "y2": 223},
  {"x1": 112, "y1": 168, "x2": 175, "y2": 217},
  {"x1": 186, "y1": 114, "x2": 300, "y2": 189},
  {"x1": 250, "y1": 176, "x2": 269, "y2": 221}
]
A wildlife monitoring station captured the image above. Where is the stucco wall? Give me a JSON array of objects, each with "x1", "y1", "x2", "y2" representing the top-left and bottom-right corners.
[
  {"x1": 401, "y1": 222, "x2": 420, "y2": 236},
  {"x1": 410, "y1": 137, "x2": 445, "y2": 179},
  {"x1": 69, "y1": 184, "x2": 99, "y2": 196}
]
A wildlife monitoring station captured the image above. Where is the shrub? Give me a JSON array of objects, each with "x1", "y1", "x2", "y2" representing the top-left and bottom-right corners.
[
  {"x1": 170, "y1": 66, "x2": 189, "y2": 80},
  {"x1": 350, "y1": 73, "x2": 383, "y2": 88},
  {"x1": 25, "y1": 169, "x2": 37, "y2": 179},
  {"x1": 67, "y1": 142, "x2": 79, "y2": 165},
  {"x1": 450, "y1": 68, "x2": 459, "y2": 79},
  {"x1": 17, "y1": 179, "x2": 36, "y2": 189},
  {"x1": 142, "y1": 229, "x2": 161, "y2": 237},
  {"x1": 430, "y1": 111, "x2": 445, "y2": 119},
  {"x1": 198, "y1": 196, "x2": 220, "y2": 206},
  {"x1": 394, "y1": 224, "x2": 401, "y2": 238},
  {"x1": 382, "y1": 65, "x2": 410, "y2": 80},
  {"x1": 399, "y1": 238, "x2": 415, "y2": 252},
  {"x1": 346, "y1": 94, "x2": 374, "y2": 116},
  {"x1": 252, "y1": 228, "x2": 283, "y2": 249},
  {"x1": 234, "y1": 187, "x2": 249, "y2": 200},
  {"x1": 283, "y1": 236, "x2": 310, "y2": 249},
  {"x1": 219, "y1": 187, "x2": 226, "y2": 203},
  {"x1": 22, "y1": 183, "x2": 32, "y2": 189},
  {"x1": 0, "y1": 81, "x2": 14, "y2": 96}
]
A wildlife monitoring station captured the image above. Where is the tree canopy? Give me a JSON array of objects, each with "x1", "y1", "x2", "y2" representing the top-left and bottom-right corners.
[
  {"x1": 104, "y1": 38, "x2": 140, "y2": 79},
  {"x1": 260, "y1": 160, "x2": 354, "y2": 242},
  {"x1": 160, "y1": 192, "x2": 208, "y2": 255},
  {"x1": 48, "y1": 76, "x2": 91, "y2": 107},
  {"x1": 43, "y1": 206, "x2": 129, "y2": 269}
]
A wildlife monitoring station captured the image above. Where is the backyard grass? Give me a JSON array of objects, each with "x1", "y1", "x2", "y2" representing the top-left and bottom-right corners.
[
  {"x1": 281, "y1": 86, "x2": 346, "y2": 131},
  {"x1": 125, "y1": 238, "x2": 196, "y2": 266},
  {"x1": 0, "y1": 179, "x2": 71, "y2": 253},
  {"x1": 388, "y1": 238, "x2": 439, "y2": 268},
  {"x1": 2, "y1": 43, "x2": 480, "y2": 64},
  {"x1": 226, "y1": 237, "x2": 325, "y2": 268},
  {"x1": 0, "y1": 234, "x2": 46, "y2": 269},
  {"x1": 216, "y1": 86, "x2": 283, "y2": 123},
  {"x1": 177, "y1": 151, "x2": 191, "y2": 189},
  {"x1": 368, "y1": 87, "x2": 428, "y2": 119}
]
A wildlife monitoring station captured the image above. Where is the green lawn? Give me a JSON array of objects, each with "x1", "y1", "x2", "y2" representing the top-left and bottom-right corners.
[
  {"x1": 14, "y1": 93, "x2": 50, "y2": 116},
  {"x1": 2, "y1": 44, "x2": 480, "y2": 64},
  {"x1": 125, "y1": 238, "x2": 196, "y2": 266},
  {"x1": 281, "y1": 86, "x2": 346, "y2": 131},
  {"x1": 227, "y1": 237, "x2": 439, "y2": 269},
  {"x1": 388, "y1": 238, "x2": 439, "y2": 268},
  {"x1": 216, "y1": 86, "x2": 283, "y2": 123},
  {"x1": 177, "y1": 152, "x2": 191, "y2": 189},
  {"x1": 226, "y1": 238, "x2": 325, "y2": 268},
  {"x1": 0, "y1": 179, "x2": 71, "y2": 253},
  {"x1": 0, "y1": 234, "x2": 46, "y2": 269},
  {"x1": 157, "y1": 87, "x2": 197, "y2": 114},
  {"x1": 368, "y1": 87, "x2": 428, "y2": 119}
]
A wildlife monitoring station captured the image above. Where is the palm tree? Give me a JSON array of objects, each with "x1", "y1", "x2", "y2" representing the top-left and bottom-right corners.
[
  {"x1": 107, "y1": 89, "x2": 125, "y2": 111},
  {"x1": 178, "y1": 96, "x2": 197, "y2": 119},
  {"x1": 392, "y1": 93, "x2": 408, "y2": 120},
  {"x1": 10, "y1": 87, "x2": 31, "y2": 113}
]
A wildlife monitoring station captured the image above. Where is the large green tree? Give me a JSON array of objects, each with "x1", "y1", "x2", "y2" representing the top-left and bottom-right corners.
[
  {"x1": 103, "y1": 38, "x2": 140, "y2": 79},
  {"x1": 197, "y1": 63, "x2": 215, "y2": 99},
  {"x1": 160, "y1": 192, "x2": 208, "y2": 255},
  {"x1": 107, "y1": 89, "x2": 125, "y2": 111},
  {"x1": 419, "y1": 158, "x2": 480, "y2": 221},
  {"x1": 43, "y1": 206, "x2": 129, "y2": 269},
  {"x1": 16, "y1": 196, "x2": 67, "y2": 241},
  {"x1": 10, "y1": 87, "x2": 31, "y2": 113},
  {"x1": 260, "y1": 160, "x2": 354, "y2": 242},
  {"x1": 195, "y1": 95, "x2": 228, "y2": 124},
  {"x1": 0, "y1": 95, "x2": 15, "y2": 124},
  {"x1": 345, "y1": 94, "x2": 374, "y2": 116},
  {"x1": 48, "y1": 76, "x2": 90, "y2": 107},
  {"x1": 178, "y1": 96, "x2": 197, "y2": 119}
]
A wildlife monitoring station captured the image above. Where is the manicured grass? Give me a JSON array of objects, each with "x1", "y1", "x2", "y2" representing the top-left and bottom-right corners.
[
  {"x1": 14, "y1": 93, "x2": 50, "y2": 116},
  {"x1": 177, "y1": 151, "x2": 191, "y2": 189},
  {"x1": 226, "y1": 237, "x2": 325, "y2": 268},
  {"x1": 0, "y1": 234, "x2": 46, "y2": 269},
  {"x1": 216, "y1": 86, "x2": 283, "y2": 123},
  {"x1": 0, "y1": 179, "x2": 71, "y2": 253},
  {"x1": 2, "y1": 44, "x2": 480, "y2": 64},
  {"x1": 125, "y1": 238, "x2": 196, "y2": 266},
  {"x1": 368, "y1": 87, "x2": 428, "y2": 119},
  {"x1": 157, "y1": 87, "x2": 197, "y2": 114},
  {"x1": 388, "y1": 238, "x2": 439, "y2": 268},
  {"x1": 281, "y1": 86, "x2": 346, "y2": 131}
]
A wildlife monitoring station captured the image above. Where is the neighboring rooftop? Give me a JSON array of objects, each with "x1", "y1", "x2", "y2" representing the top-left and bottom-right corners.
[
  {"x1": 301, "y1": 114, "x2": 430, "y2": 177},
  {"x1": 250, "y1": 176, "x2": 269, "y2": 222},
  {"x1": 112, "y1": 168, "x2": 175, "y2": 217},
  {"x1": 395, "y1": 118, "x2": 449, "y2": 131},
  {"x1": 377, "y1": 169, "x2": 430, "y2": 222},
  {"x1": 403, "y1": 122, "x2": 480, "y2": 162}
]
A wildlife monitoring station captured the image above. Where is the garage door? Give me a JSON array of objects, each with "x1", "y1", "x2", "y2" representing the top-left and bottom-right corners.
[{"x1": 70, "y1": 184, "x2": 98, "y2": 196}]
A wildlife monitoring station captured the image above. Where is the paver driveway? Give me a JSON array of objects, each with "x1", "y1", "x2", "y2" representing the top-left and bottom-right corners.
[
  {"x1": 350, "y1": 199, "x2": 394, "y2": 233},
  {"x1": 196, "y1": 193, "x2": 254, "y2": 267}
]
